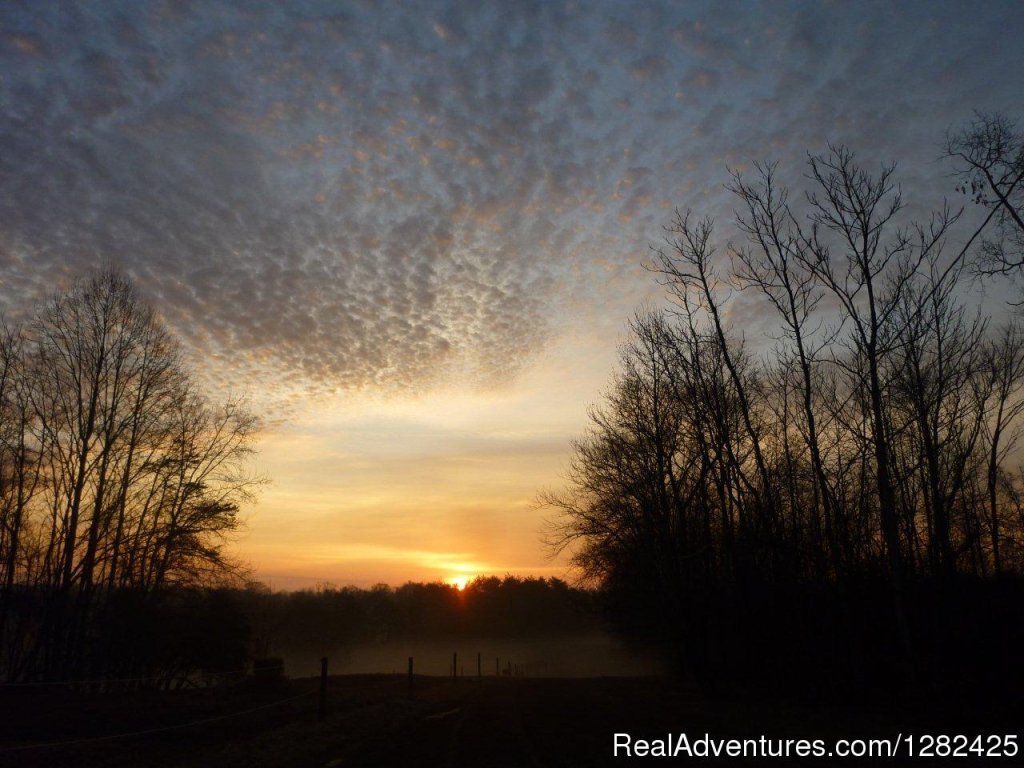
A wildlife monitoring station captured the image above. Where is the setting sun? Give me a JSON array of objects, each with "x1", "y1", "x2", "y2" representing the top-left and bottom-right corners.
[{"x1": 447, "y1": 575, "x2": 472, "y2": 591}]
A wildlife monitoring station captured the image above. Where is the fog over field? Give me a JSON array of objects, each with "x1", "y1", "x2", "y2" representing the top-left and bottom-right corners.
[{"x1": 277, "y1": 634, "x2": 663, "y2": 680}]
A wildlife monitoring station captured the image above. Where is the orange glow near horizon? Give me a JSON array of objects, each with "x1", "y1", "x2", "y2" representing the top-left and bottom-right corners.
[
  {"x1": 233, "y1": 340, "x2": 616, "y2": 590},
  {"x1": 447, "y1": 575, "x2": 471, "y2": 590}
]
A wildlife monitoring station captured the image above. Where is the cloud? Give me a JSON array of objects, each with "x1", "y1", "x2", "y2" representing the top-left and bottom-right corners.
[
  {"x1": 676, "y1": 66, "x2": 721, "y2": 99},
  {"x1": 628, "y1": 55, "x2": 669, "y2": 82},
  {"x1": 0, "y1": 0, "x2": 1020, "y2": 404}
]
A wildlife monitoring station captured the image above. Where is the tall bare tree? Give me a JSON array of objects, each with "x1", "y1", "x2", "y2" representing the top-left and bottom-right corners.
[{"x1": 728, "y1": 162, "x2": 842, "y2": 577}]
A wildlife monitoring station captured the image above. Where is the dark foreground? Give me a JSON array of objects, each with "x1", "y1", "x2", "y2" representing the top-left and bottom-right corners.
[{"x1": 1, "y1": 675, "x2": 1021, "y2": 767}]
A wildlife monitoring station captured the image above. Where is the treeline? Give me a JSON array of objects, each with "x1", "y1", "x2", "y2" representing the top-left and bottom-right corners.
[
  {"x1": 243, "y1": 576, "x2": 600, "y2": 661},
  {"x1": 0, "y1": 269, "x2": 261, "y2": 683},
  {"x1": 547, "y1": 114, "x2": 1024, "y2": 696},
  {"x1": 0, "y1": 576, "x2": 599, "y2": 683}
]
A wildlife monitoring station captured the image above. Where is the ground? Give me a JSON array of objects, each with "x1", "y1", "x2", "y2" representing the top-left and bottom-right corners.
[{"x1": 1, "y1": 675, "x2": 1021, "y2": 766}]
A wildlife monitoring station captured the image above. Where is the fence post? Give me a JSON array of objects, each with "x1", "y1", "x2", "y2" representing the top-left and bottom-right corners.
[
  {"x1": 408, "y1": 656, "x2": 414, "y2": 693},
  {"x1": 319, "y1": 657, "x2": 328, "y2": 720},
  {"x1": 452, "y1": 651, "x2": 457, "y2": 680},
  {"x1": 477, "y1": 652, "x2": 481, "y2": 678},
  {"x1": 496, "y1": 656, "x2": 499, "y2": 676}
]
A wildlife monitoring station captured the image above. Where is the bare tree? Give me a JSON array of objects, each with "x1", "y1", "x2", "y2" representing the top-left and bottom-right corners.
[
  {"x1": 145, "y1": 390, "x2": 260, "y2": 591},
  {"x1": 0, "y1": 268, "x2": 264, "y2": 681},
  {"x1": 0, "y1": 321, "x2": 45, "y2": 647},
  {"x1": 729, "y1": 162, "x2": 842, "y2": 577},
  {"x1": 797, "y1": 147, "x2": 957, "y2": 586},
  {"x1": 947, "y1": 112, "x2": 1024, "y2": 280},
  {"x1": 649, "y1": 214, "x2": 779, "y2": 547},
  {"x1": 980, "y1": 322, "x2": 1024, "y2": 573},
  {"x1": 890, "y1": 259, "x2": 988, "y2": 577}
]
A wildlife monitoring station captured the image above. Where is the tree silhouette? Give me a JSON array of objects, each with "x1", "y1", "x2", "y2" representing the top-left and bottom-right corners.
[
  {"x1": 547, "y1": 126, "x2": 1024, "y2": 696},
  {"x1": 0, "y1": 268, "x2": 262, "y2": 682}
]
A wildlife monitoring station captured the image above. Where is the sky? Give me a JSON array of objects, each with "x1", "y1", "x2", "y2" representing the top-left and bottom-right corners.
[{"x1": 1, "y1": 0, "x2": 1022, "y2": 589}]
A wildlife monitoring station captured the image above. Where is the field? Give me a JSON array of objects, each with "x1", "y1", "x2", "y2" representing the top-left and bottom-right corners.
[{"x1": 2, "y1": 674, "x2": 1021, "y2": 767}]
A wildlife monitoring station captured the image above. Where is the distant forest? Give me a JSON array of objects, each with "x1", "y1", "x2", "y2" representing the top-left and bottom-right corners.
[
  {"x1": 546, "y1": 113, "x2": 1024, "y2": 696},
  {"x1": 6, "y1": 577, "x2": 599, "y2": 685},
  {"x1": 243, "y1": 577, "x2": 600, "y2": 660}
]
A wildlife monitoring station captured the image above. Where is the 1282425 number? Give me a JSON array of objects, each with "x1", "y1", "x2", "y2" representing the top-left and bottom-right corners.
[{"x1": 911, "y1": 734, "x2": 1018, "y2": 758}]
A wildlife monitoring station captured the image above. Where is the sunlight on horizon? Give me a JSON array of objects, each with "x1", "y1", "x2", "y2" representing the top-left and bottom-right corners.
[
  {"x1": 446, "y1": 575, "x2": 472, "y2": 590},
  {"x1": 233, "y1": 331, "x2": 621, "y2": 589}
]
